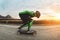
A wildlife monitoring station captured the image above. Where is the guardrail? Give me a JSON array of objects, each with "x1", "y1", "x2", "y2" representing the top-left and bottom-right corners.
[{"x1": 0, "y1": 19, "x2": 22, "y2": 24}]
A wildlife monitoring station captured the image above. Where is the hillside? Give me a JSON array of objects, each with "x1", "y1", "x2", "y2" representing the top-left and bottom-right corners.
[{"x1": 0, "y1": 15, "x2": 13, "y2": 19}]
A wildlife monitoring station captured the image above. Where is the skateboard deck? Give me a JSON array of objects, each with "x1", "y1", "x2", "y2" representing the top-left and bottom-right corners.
[{"x1": 17, "y1": 29, "x2": 37, "y2": 35}]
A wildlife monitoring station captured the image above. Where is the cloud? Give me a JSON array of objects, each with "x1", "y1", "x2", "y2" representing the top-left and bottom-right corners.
[
  {"x1": 50, "y1": 4, "x2": 60, "y2": 13},
  {"x1": 0, "y1": 0, "x2": 60, "y2": 18}
]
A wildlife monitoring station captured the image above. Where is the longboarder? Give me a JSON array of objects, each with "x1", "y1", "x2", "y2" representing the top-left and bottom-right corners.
[{"x1": 18, "y1": 10, "x2": 40, "y2": 34}]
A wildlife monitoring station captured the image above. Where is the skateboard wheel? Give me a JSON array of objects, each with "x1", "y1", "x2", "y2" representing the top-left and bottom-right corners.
[{"x1": 33, "y1": 31, "x2": 37, "y2": 36}]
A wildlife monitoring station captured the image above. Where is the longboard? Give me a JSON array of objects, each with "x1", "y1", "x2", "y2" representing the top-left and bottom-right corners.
[{"x1": 17, "y1": 29, "x2": 37, "y2": 35}]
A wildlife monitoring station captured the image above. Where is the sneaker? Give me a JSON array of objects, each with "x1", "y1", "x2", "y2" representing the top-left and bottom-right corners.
[
  {"x1": 27, "y1": 31, "x2": 30, "y2": 33},
  {"x1": 18, "y1": 29, "x2": 21, "y2": 32},
  {"x1": 18, "y1": 27, "x2": 21, "y2": 29}
]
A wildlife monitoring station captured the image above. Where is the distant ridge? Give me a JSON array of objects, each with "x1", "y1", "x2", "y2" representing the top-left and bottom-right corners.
[{"x1": 0, "y1": 15, "x2": 13, "y2": 19}]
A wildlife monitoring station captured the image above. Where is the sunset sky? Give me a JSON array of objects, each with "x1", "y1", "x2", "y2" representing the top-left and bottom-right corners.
[{"x1": 0, "y1": 0, "x2": 60, "y2": 20}]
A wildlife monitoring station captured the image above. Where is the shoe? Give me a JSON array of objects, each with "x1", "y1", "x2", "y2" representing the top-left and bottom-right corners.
[
  {"x1": 18, "y1": 27, "x2": 21, "y2": 29},
  {"x1": 18, "y1": 29, "x2": 21, "y2": 32},
  {"x1": 27, "y1": 31, "x2": 30, "y2": 33}
]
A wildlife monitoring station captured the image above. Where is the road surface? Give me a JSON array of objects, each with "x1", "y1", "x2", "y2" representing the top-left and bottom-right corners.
[{"x1": 0, "y1": 24, "x2": 60, "y2": 40}]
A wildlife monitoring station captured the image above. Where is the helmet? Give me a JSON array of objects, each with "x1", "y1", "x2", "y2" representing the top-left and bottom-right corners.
[{"x1": 35, "y1": 11, "x2": 41, "y2": 18}]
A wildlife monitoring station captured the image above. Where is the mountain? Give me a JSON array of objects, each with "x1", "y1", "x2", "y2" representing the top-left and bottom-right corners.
[
  {"x1": 0, "y1": 15, "x2": 13, "y2": 19},
  {"x1": 0, "y1": 15, "x2": 5, "y2": 19},
  {"x1": 5, "y1": 15, "x2": 12, "y2": 19}
]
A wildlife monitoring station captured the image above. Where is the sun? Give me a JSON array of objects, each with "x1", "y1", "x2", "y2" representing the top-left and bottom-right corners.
[
  {"x1": 32, "y1": 13, "x2": 60, "y2": 20},
  {"x1": 54, "y1": 13, "x2": 60, "y2": 20},
  {"x1": 50, "y1": 4, "x2": 60, "y2": 20},
  {"x1": 48, "y1": 13, "x2": 60, "y2": 20}
]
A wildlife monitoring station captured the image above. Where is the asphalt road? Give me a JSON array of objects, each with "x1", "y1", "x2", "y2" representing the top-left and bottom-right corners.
[{"x1": 0, "y1": 24, "x2": 60, "y2": 40}]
